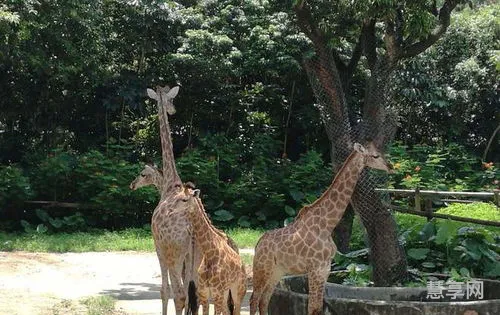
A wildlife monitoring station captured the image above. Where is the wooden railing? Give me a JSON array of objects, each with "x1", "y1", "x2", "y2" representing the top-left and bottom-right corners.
[{"x1": 375, "y1": 188, "x2": 500, "y2": 227}]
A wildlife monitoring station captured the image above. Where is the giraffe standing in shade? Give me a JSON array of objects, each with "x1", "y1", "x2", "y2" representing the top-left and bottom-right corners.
[
  {"x1": 250, "y1": 142, "x2": 393, "y2": 315},
  {"x1": 146, "y1": 85, "x2": 190, "y2": 315},
  {"x1": 177, "y1": 184, "x2": 247, "y2": 315},
  {"x1": 130, "y1": 165, "x2": 239, "y2": 315}
]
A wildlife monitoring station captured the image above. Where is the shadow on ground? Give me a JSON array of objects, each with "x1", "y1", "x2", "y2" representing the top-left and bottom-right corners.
[{"x1": 101, "y1": 282, "x2": 161, "y2": 300}]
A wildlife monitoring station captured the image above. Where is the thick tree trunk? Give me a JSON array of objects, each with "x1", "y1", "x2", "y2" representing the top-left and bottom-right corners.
[
  {"x1": 352, "y1": 171, "x2": 408, "y2": 286},
  {"x1": 333, "y1": 205, "x2": 354, "y2": 253}
]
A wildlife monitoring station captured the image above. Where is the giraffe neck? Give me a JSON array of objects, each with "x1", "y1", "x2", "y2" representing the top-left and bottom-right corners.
[
  {"x1": 157, "y1": 93, "x2": 181, "y2": 197},
  {"x1": 152, "y1": 171, "x2": 164, "y2": 192},
  {"x1": 188, "y1": 198, "x2": 225, "y2": 254},
  {"x1": 296, "y1": 150, "x2": 365, "y2": 232}
]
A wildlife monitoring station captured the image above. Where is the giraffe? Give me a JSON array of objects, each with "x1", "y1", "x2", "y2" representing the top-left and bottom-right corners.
[
  {"x1": 177, "y1": 184, "x2": 247, "y2": 315},
  {"x1": 146, "y1": 85, "x2": 190, "y2": 315},
  {"x1": 130, "y1": 165, "x2": 239, "y2": 315},
  {"x1": 249, "y1": 142, "x2": 393, "y2": 315}
]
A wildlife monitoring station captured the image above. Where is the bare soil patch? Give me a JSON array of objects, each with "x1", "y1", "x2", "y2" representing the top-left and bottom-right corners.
[{"x1": 0, "y1": 251, "x2": 251, "y2": 315}]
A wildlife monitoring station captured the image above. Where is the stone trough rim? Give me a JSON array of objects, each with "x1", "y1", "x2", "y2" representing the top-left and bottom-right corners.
[{"x1": 275, "y1": 275, "x2": 500, "y2": 307}]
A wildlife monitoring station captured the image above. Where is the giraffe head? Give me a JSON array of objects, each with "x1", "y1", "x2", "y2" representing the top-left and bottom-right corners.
[
  {"x1": 353, "y1": 142, "x2": 393, "y2": 173},
  {"x1": 129, "y1": 164, "x2": 163, "y2": 190},
  {"x1": 147, "y1": 85, "x2": 180, "y2": 115},
  {"x1": 167, "y1": 182, "x2": 201, "y2": 215}
]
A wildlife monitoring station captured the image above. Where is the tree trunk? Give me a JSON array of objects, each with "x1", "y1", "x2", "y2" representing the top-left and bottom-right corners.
[
  {"x1": 333, "y1": 205, "x2": 354, "y2": 253},
  {"x1": 351, "y1": 170, "x2": 408, "y2": 286}
]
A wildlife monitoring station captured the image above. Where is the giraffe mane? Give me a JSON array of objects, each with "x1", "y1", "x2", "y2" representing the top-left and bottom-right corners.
[
  {"x1": 294, "y1": 149, "x2": 359, "y2": 222},
  {"x1": 191, "y1": 194, "x2": 239, "y2": 252}
]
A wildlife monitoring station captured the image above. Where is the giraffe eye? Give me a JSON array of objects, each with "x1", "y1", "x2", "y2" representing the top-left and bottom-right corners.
[
  {"x1": 372, "y1": 155, "x2": 380, "y2": 159},
  {"x1": 141, "y1": 174, "x2": 146, "y2": 177},
  {"x1": 181, "y1": 198, "x2": 188, "y2": 202}
]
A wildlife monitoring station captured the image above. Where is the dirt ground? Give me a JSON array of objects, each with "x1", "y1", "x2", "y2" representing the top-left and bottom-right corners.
[{"x1": 0, "y1": 251, "x2": 252, "y2": 315}]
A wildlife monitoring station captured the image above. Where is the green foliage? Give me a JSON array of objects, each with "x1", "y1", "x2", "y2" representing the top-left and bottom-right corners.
[
  {"x1": 0, "y1": 229, "x2": 154, "y2": 252},
  {"x1": 400, "y1": 220, "x2": 500, "y2": 279},
  {"x1": 388, "y1": 142, "x2": 498, "y2": 190},
  {"x1": 226, "y1": 228, "x2": 264, "y2": 249},
  {"x1": 0, "y1": 227, "x2": 261, "y2": 252},
  {"x1": 0, "y1": 165, "x2": 33, "y2": 216},
  {"x1": 437, "y1": 202, "x2": 500, "y2": 222},
  {"x1": 20, "y1": 209, "x2": 86, "y2": 234},
  {"x1": 81, "y1": 295, "x2": 116, "y2": 315},
  {"x1": 338, "y1": 207, "x2": 500, "y2": 280},
  {"x1": 176, "y1": 134, "x2": 331, "y2": 228},
  {"x1": 392, "y1": 4, "x2": 499, "y2": 156}
]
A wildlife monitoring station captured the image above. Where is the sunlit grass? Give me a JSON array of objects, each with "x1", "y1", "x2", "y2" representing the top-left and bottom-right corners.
[
  {"x1": 0, "y1": 227, "x2": 263, "y2": 252},
  {"x1": 0, "y1": 229, "x2": 154, "y2": 252},
  {"x1": 227, "y1": 227, "x2": 264, "y2": 249},
  {"x1": 81, "y1": 296, "x2": 117, "y2": 315}
]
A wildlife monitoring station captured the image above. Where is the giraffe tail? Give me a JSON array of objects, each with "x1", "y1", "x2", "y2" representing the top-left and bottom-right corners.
[
  {"x1": 227, "y1": 290, "x2": 234, "y2": 315},
  {"x1": 187, "y1": 280, "x2": 198, "y2": 315}
]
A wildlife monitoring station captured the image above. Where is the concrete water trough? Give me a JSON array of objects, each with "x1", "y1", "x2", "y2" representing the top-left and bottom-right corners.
[{"x1": 268, "y1": 275, "x2": 500, "y2": 315}]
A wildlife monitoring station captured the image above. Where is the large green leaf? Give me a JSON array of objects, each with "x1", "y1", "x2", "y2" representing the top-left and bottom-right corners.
[
  {"x1": 289, "y1": 190, "x2": 304, "y2": 202},
  {"x1": 213, "y1": 209, "x2": 235, "y2": 222},
  {"x1": 284, "y1": 205, "x2": 296, "y2": 216},
  {"x1": 407, "y1": 248, "x2": 430, "y2": 260},
  {"x1": 36, "y1": 224, "x2": 48, "y2": 234},
  {"x1": 435, "y1": 220, "x2": 454, "y2": 245},
  {"x1": 35, "y1": 208, "x2": 51, "y2": 222},
  {"x1": 418, "y1": 222, "x2": 436, "y2": 242},
  {"x1": 237, "y1": 216, "x2": 251, "y2": 227}
]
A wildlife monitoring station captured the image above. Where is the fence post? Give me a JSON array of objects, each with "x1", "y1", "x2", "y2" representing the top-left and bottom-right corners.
[
  {"x1": 424, "y1": 198, "x2": 433, "y2": 221},
  {"x1": 415, "y1": 187, "x2": 421, "y2": 212},
  {"x1": 494, "y1": 189, "x2": 499, "y2": 209}
]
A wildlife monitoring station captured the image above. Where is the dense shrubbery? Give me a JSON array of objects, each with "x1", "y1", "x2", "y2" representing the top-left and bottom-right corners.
[
  {"x1": 3, "y1": 139, "x2": 497, "y2": 232},
  {"x1": 3, "y1": 133, "x2": 331, "y2": 231},
  {"x1": 388, "y1": 142, "x2": 498, "y2": 191}
]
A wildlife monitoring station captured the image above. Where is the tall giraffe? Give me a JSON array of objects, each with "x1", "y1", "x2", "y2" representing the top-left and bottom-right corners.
[
  {"x1": 250, "y1": 142, "x2": 393, "y2": 315},
  {"x1": 130, "y1": 165, "x2": 239, "y2": 315},
  {"x1": 173, "y1": 184, "x2": 247, "y2": 315},
  {"x1": 146, "y1": 85, "x2": 190, "y2": 315}
]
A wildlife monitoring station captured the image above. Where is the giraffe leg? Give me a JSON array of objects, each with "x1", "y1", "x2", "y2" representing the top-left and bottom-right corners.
[
  {"x1": 250, "y1": 257, "x2": 269, "y2": 315},
  {"x1": 213, "y1": 290, "x2": 230, "y2": 315},
  {"x1": 184, "y1": 239, "x2": 195, "y2": 313},
  {"x1": 257, "y1": 271, "x2": 283, "y2": 315},
  {"x1": 170, "y1": 258, "x2": 186, "y2": 315},
  {"x1": 156, "y1": 251, "x2": 171, "y2": 315},
  {"x1": 249, "y1": 273, "x2": 264, "y2": 315},
  {"x1": 307, "y1": 265, "x2": 329, "y2": 315},
  {"x1": 198, "y1": 287, "x2": 210, "y2": 315},
  {"x1": 229, "y1": 280, "x2": 245, "y2": 315}
]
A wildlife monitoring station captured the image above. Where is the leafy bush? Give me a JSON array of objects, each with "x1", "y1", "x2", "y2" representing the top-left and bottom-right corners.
[
  {"x1": 73, "y1": 150, "x2": 158, "y2": 228},
  {"x1": 402, "y1": 220, "x2": 500, "y2": 279},
  {"x1": 27, "y1": 150, "x2": 77, "y2": 201},
  {"x1": 0, "y1": 165, "x2": 33, "y2": 225},
  {"x1": 388, "y1": 142, "x2": 498, "y2": 191}
]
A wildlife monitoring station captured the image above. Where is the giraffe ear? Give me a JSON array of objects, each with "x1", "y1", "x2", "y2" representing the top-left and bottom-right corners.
[
  {"x1": 147, "y1": 88, "x2": 159, "y2": 100},
  {"x1": 166, "y1": 86, "x2": 179, "y2": 99},
  {"x1": 353, "y1": 143, "x2": 366, "y2": 153},
  {"x1": 192, "y1": 189, "x2": 201, "y2": 198}
]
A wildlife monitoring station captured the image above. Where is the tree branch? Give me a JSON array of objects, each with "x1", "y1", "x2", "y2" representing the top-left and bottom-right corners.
[
  {"x1": 401, "y1": 0, "x2": 460, "y2": 59},
  {"x1": 346, "y1": 31, "x2": 363, "y2": 81},
  {"x1": 362, "y1": 18, "x2": 377, "y2": 70},
  {"x1": 384, "y1": 19, "x2": 400, "y2": 62},
  {"x1": 294, "y1": 0, "x2": 325, "y2": 51}
]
